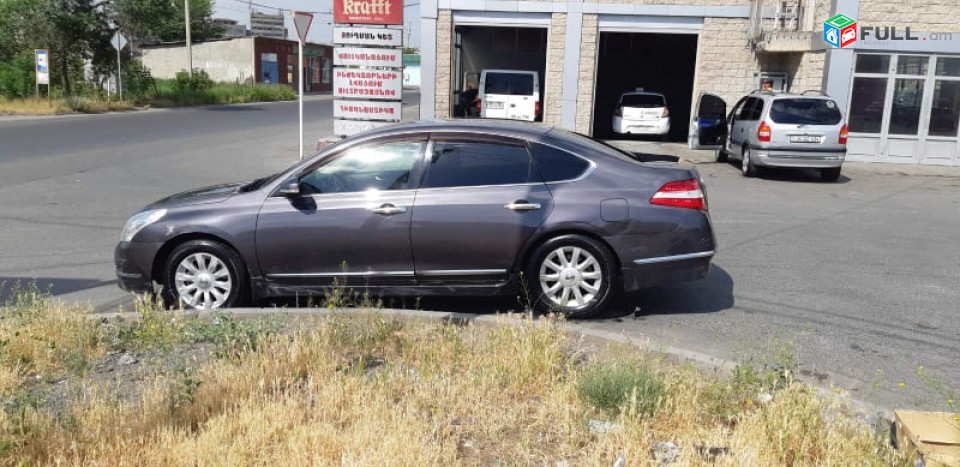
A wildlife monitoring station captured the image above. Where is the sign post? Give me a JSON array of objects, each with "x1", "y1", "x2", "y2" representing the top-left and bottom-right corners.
[
  {"x1": 110, "y1": 32, "x2": 127, "y2": 99},
  {"x1": 292, "y1": 11, "x2": 313, "y2": 161},
  {"x1": 34, "y1": 49, "x2": 49, "y2": 99},
  {"x1": 332, "y1": 0, "x2": 404, "y2": 138}
]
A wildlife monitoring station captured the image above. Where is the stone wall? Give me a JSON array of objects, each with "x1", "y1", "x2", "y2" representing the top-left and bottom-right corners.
[
  {"x1": 695, "y1": 17, "x2": 761, "y2": 106},
  {"x1": 857, "y1": 0, "x2": 960, "y2": 33},
  {"x1": 435, "y1": 10, "x2": 453, "y2": 119},
  {"x1": 575, "y1": 14, "x2": 598, "y2": 134},
  {"x1": 543, "y1": 13, "x2": 567, "y2": 126}
]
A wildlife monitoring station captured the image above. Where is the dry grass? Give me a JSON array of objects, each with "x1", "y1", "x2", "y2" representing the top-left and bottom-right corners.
[
  {"x1": 0, "y1": 300, "x2": 904, "y2": 466},
  {"x1": 0, "y1": 97, "x2": 135, "y2": 115}
]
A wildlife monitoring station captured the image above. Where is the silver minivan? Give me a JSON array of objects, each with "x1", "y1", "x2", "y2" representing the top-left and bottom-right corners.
[{"x1": 689, "y1": 91, "x2": 848, "y2": 181}]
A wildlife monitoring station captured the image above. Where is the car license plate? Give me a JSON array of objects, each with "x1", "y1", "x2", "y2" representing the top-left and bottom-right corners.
[
  {"x1": 790, "y1": 135, "x2": 821, "y2": 143},
  {"x1": 487, "y1": 102, "x2": 504, "y2": 110}
]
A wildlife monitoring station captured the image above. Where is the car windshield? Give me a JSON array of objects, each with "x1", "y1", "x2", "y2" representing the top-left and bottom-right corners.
[
  {"x1": 620, "y1": 94, "x2": 665, "y2": 108},
  {"x1": 484, "y1": 72, "x2": 534, "y2": 96},
  {"x1": 769, "y1": 98, "x2": 843, "y2": 125}
]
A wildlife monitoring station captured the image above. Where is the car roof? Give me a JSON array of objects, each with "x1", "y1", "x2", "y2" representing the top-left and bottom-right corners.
[
  {"x1": 620, "y1": 91, "x2": 664, "y2": 97},
  {"x1": 750, "y1": 91, "x2": 834, "y2": 100},
  {"x1": 355, "y1": 119, "x2": 555, "y2": 140}
]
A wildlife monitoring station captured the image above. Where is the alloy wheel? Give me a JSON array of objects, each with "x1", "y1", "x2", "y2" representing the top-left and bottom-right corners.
[
  {"x1": 174, "y1": 252, "x2": 233, "y2": 309},
  {"x1": 539, "y1": 246, "x2": 603, "y2": 308}
]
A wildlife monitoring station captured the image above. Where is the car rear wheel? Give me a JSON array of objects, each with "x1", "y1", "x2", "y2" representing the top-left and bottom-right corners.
[
  {"x1": 525, "y1": 234, "x2": 617, "y2": 319},
  {"x1": 820, "y1": 167, "x2": 841, "y2": 182},
  {"x1": 741, "y1": 146, "x2": 757, "y2": 177},
  {"x1": 162, "y1": 240, "x2": 247, "y2": 310}
]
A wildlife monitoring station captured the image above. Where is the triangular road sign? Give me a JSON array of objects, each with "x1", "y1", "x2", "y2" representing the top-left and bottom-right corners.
[{"x1": 292, "y1": 12, "x2": 313, "y2": 43}]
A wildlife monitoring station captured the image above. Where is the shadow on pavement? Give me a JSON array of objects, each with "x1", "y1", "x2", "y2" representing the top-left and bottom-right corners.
[
  {"x1": 0, "y1": 276, "x2": 117, "y2": 302},
  {"x1": 722, "y1": 160, "x2": 851, "y2": 184},
  {"x1": 203, "y1": 105, "x2": 266, "y2": 112}
]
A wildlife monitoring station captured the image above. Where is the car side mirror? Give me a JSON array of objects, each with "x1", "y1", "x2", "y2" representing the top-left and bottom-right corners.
[{"x1": 278, "y1": 179, "x2": 301, "y2": 196}]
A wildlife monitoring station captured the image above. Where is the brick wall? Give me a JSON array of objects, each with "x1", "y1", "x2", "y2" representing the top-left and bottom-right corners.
[
  {"x1": 857, "y1": 0, "x2": 960, "y2": 33},
  {"x1": 543, "y1": 13, "x2": 567, "y2": 126},
  {"x1": 575, "y1": 14, "x2": 599, "y2": 134},
  {"x1": 695, "y1": 17, "x2": 761, "y2": 106},
  {"x1": 435, "y1": 10, "x2": 453, "y2": 119}
]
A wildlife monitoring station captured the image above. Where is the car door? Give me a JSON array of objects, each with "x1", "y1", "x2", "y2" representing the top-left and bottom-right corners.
[
  {"x1": 255, "y1": 137, "x2": 426, "y2": 289},
  {"x1": 730, "y1": 97, "x2": 758, "y2": 148},
  {"x1": 689, "y1": 92, "x2": 727, "y2": 149},
  {"x1": 410, "y1": 135, "x2": 553, "y2": 284}
]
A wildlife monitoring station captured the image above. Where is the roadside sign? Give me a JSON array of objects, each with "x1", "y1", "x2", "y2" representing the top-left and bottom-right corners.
[
  {"x1": 292, "y1": 11, "x2": 313, "y2": 43},
  {"x1": 334, "y1": 100, "x2": 401, "y2": 121},
  {"x1": 110, "y1": 31, "x2": 127, "y2": 51},
  {"x1": 333, "y1": 26, "x2": 403, "y2": 47},
  {"x1": 34, "y1": 49, "x2": 49, "y2": 85},
  {"x1": 334, "y1": 68, "x2": 402, "y2": 100},
  {"x1": 334, "y1": 119, "x2": 393, "y2": 136},
  {"x1": 334, "y1": 0, "x2": 403, "y2": 25},
  {"x1": 333, "y1": 47, "x2": 402, "y2": 68}
]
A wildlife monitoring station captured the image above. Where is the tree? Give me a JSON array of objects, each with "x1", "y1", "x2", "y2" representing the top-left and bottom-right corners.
[
  {"x1": 112, "y1": 0, "x2": 223, "y2": 44},
  {"x1": 45, "y1": 0, "x2": 112, "y2": 95}
]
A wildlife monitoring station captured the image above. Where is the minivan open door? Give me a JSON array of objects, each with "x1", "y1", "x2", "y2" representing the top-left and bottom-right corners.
[{"x1": 689, "y1": 93, "x2": 727, "y2": 149}]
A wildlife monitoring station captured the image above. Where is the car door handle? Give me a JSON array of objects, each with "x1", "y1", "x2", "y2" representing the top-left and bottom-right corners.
[
  {"x1": 369, "y1": 204, "x2": 406, "y2": 216},
  {"x1": 504, "y1": 201, "x2": 541, "y2": 211}
]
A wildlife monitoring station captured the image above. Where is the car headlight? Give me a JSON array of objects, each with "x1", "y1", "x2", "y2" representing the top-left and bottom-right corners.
[{"x1": 121, "y1": 209, "x2": 167, "y2": 242}]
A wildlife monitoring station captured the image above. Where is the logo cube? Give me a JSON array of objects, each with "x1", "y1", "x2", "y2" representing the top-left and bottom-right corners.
[{"x1": 824, "y1": 14, "x2": 857, "y2": 48}]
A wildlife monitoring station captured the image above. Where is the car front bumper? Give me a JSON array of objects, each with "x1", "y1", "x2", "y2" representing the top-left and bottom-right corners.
[
  {"x1": 613, "y1": 116, "x2": 670, "y2": 135},
  {"x1": 752, "y1": 148, "x2": 846, "y2": 168},
  {"x1": 115, "y1": 241, "x2": 162, "y2": 294}
]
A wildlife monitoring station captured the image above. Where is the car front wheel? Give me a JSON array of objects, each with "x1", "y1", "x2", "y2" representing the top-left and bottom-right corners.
[
  {"x1": 525, "y1": 234, "x2": 617, "y2": 318},
  {"x1": 162, "y1": 240, "x2": 247, "y2": 310},
  {"x1": 742, "y1": 146, "x2": 757, "y2": 177}
]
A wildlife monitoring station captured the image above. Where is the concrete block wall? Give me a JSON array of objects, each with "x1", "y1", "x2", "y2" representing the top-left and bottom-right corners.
[
  {"x1": 695, "y1": 17, "x2": 761, "y2": 106},
  {"x1": 857, "y1": 0, "x2": 960, "y2": 33},
  {"x1": 141, "y1": 38, "x2": 255, "y2": 83},
  {"x1": 575, "y1": 14, "x2": 598, "y2": 134},
  {"x1": 435, "y1": 10, "x2": 454, "y2": 119},
  {"x1": 543, "y1": 13, "x2": 567, "y2": 126}
]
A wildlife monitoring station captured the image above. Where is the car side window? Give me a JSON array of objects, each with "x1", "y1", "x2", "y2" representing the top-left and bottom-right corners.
[
  {"x1": 729, "y1": 97, "x2": 748, "y2": 123},
  {"x1": 299, "y1": 141, "x2": 422, "y2": 195},
  {"x1": 420, "y1": 140, "x2": 537, "y2": 189},
  {"x1": 530, "y1": 143, "x2": 590, "y2": 182},
  {"x1": 738, "y1": 98, "x2": 758, "y2": 120},
  {"x1": 748, "y1": 98, "x2": 765, "y2": 120}
]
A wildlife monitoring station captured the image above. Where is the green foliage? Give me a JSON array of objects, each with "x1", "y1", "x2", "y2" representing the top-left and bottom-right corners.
[
  {"x1": 577, "y1": 360, "x2": 665, "y2": 417},
  {"x1": 151, "y1": 79, "x2": 295, "y2": 107},
  {"x1": 117, "y1": 295, "x2": 186, "y2": 351},
  {"x1": 0, "y1": 52, "x2": 34, "y2": 98},
  {"x1": 186, "y1": 311, "x2": 286, "y2": 359},
  {"x1": 112, "y1": 0, "x2": 223, "y2": 43},
  {"x1": 173, "y1": 69, "x2": 213, "y2": 91}
]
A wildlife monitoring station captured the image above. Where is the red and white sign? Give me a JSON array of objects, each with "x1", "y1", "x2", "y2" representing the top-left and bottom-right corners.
[
  {"x1": 334, "y1": 0, "x2": 402, "y2": 26},
  {"x1": 334, "y1": 68, "x2": 402, "y2": 100},
  {"x1": 334, "y1": 47, "x2": 402, "y2": 68},
  {"x1": 334, "y1": 100, "x2": 401, "y2": 121},
  {"x1": 333, "y1": 26, "x2": 403, "y2": 47},
  {"x1": 292, "y1": 11, "x2": 313, "y2": 43}
]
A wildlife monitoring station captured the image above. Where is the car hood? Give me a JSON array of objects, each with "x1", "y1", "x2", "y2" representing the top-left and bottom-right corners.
[{"x1": 148, "y1": 182, "x2": 245, "y2": 208}]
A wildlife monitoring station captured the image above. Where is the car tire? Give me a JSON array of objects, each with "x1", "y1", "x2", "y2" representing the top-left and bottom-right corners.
[
  {"x1": 741, "y1": 146, "x2": 757, "y2": 178},
  {"x1": 716, "y1": 149, "x2": 728, "y2": 163},
  {"x1": 161, "y1": 240, "x2": 247, "y2": 310},
  {"x1": 524, "y1": 234, "x2": 617, "y2": 319},
  {"x1": 820, "y1": 167, "x2": 842, "y2": 182}
]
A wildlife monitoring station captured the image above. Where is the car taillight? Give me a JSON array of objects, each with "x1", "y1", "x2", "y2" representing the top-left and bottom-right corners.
[
  {"x1": 650, "y1": 179, "x2": 706, "y2": 211},
  {"x1": 614, "y1": 106, "x2": 623, "y2": 117},
  {"x1": 839, "y1": 124, "x2": 848, "y2": 144},
  {"x1": 535, "y1": 101, "x2": 541, "y2": 117},
  {"x1": 476, "y1": 99, "x2": 482, "y2": 113},
  {"x1": 758, "y1": 121, "x2": 772, "y2": 142},
  {"x1": 661, "y1": 106, "x2": 670, "y2": 118}
]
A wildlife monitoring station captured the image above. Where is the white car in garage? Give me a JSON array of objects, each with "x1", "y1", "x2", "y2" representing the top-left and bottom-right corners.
[{"x1": 612, "y1": 91, "x2": 671, "y2": 136}]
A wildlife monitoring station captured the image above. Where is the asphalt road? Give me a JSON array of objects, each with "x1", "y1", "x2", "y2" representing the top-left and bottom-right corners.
[{"x1": 1, "y1": 96, "x2": 957, "y2": 413}]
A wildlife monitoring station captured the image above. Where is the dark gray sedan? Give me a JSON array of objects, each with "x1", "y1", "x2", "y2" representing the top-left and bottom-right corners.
[{"x1": 115, "y1": 120, "x2": 716, "y2": 318}]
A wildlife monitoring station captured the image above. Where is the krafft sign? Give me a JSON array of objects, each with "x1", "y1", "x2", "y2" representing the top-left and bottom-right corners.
[
  {"x1": 334, "y1": 47, "x2": 402, "y2": 67},
  {"x1": 333, "y1": 26, "x2": 403, "y2": 47},
  {"x1": 334, "y1": 0, "x2": 402, "y2": 25},
  {"x1": 333, "y1": 69, "x2": 402, "y2": 100},
  {"x1": 334, "y1": 100, "x2": 401, "y2": 121}
]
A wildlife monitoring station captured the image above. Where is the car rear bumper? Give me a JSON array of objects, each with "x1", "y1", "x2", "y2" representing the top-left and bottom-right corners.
[
  {"x1": 613, "y1": 116, "x2": 670, "y2": 135},
  {"x1": 752, "y1": 148, "x2": 846, "y2": 168},
  {"x1": 115, "y1": 241, "x2": 162, "y2": 294},
  {"x1": 623, "y1": 251, "x2": 714, "y2": 290}
]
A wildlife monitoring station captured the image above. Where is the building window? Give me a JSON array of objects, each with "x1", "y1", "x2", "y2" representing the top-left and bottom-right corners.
[
  {"x1": 849, "y1": 77, "x2": 886, "y2": 133},
  {"x1": 889, "y1": 78, "x2": 924, "y2": 135}
]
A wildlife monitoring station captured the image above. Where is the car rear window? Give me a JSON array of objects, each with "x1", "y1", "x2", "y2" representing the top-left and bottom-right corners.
[
  {"x1": 484, "y1": 73, "x2": 534, "y2": 96},
  {"x1": 769, "y1": 99, "x2": 843, "y2": 125},
  {"x1": 620, "y1": 94, "x2": 665, "y2": 108}
]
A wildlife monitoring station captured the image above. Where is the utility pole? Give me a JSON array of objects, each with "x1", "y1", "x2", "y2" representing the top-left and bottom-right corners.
[{"x1": 185, "y1": 0, "x2": 193, "y2": 77}]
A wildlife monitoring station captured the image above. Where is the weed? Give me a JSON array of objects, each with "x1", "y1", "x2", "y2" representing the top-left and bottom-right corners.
[
  {"x1": 186, "y1": 310, "x2": 286, "y2": 359},
  {"x1": 117, "y1": 295, "x2": 185, "y2": 351},
  {"x1": 576, "y1": 360, "x2": 665, "y2": 417}
]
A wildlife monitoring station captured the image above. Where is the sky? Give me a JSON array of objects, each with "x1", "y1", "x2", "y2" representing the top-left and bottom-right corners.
[{"x1": 213, "y1": 0, "x2": 421, "y2": 48}]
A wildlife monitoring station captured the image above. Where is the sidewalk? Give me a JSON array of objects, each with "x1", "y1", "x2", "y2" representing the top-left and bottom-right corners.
[{"x1": 607, "y1": 140, "x2": 960, "y2": 178}]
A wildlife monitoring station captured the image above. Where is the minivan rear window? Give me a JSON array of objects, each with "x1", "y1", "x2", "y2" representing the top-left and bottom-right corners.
[
  {"x1": 769, "y1": 99, "x2": 843, "y2": 125},
  {"x1": 484, "y1": 73, "x2": 534, "y2": 96},
  {"x1": 620, "y1": 94, "x2": 665, "y2": 108}
]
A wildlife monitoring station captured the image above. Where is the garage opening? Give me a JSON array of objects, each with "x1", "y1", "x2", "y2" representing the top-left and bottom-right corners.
[
  {"x1": 591, "y1": 32, "x2": 698, "y2": 141},
  {"x1": 452, "y1": 26, "x2": 547, "y2": 120}
]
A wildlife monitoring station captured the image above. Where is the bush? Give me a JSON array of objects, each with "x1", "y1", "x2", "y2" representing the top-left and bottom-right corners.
[
  {"x1": 152, "y1": 78, "x2": 295, "y2": 107},
  {"x1": 0, "y1": 52, "x2": 36, "y2": 99},
  {"x1": 577, "y1": 360, "x2": 665, "y2": 417},
  {"x1": 173, "y1": 69, "x2": 213, "y2": 91}
]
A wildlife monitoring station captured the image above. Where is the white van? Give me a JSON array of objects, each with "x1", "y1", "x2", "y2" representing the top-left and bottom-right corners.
[{"x1": 478, "y1": 70, "x2": 540, "y2": 122}]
